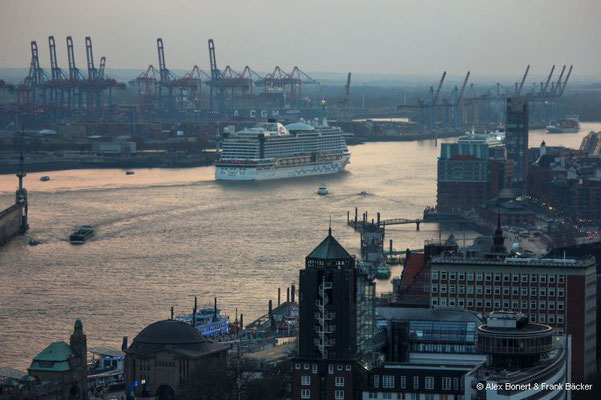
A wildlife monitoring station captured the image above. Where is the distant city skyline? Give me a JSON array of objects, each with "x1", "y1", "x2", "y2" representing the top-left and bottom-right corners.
[{"x1": 1, "y1": 0, "x2": 600, "y2": 78}]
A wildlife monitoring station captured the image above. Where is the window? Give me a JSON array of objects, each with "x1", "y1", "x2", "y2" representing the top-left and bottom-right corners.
[
  {"x1": 431, "y1": 284, "x2": 438, "y2": 293},
  {"x1": 329, "y1": 365, "x2": 334, "y2": 374},
  {"x1": 558, "y1": 289, "x2": 564, "y2": 297},
  {"x1": 512, "y1": 300, "x2": 519, "y2": 309},
  {"x1": 449, "y1": 285, "x2": 456, "y2": 294},
  {"x1": 383, "y1": 375, "x2": 395, "y2": 389},
  {"x1": 335, "y1": 377, "x2": 344, "y2": 387},
  {"x1": 440, "y1": 284, "x2": 447, "y2": 294},
  {"x1": 558, "y1": 275, "x2": 565, "y2": 284},
  {"x1": 400, "y1": 375, "x2": 407, "y2": 389},
  {"x1": 431, "y1": 298, "x2": 438, "y2": 306},
  {"x1": 522, "y1": 274, "x2": 528, "y2": 283},
  {"x1": 530, "y1": 314, "x2": 536, "y2": 322},
  {"x1": 485, "y1": 300, "x2": 492, "y2": 308},
  {"x1": 467, "y1": 286, "x2": 474, "y2": 294},
  {"x1": 425, "y1": 376, "x2": 434, "y2": 390},
  {"x1": 530, "y1": 288, "x2": 537, "y2": 296},
  {"x1": 558, "y1": 315, "x2": 564, "y2": 324},
  {"x1": 549, "y1": 301, "x2": 555, "y2": 310},
  {"x1": 540, "y1": 288, "x2": 546, "y2": 297},
  {"x1": 494, "y1": 287, "x2": 501, "y2": 295},
  {"x1": 296, "y1": 363, "x2": 301, "y2": 370},
  {"x1": 540, "y1": 275, "x2": 546, "y2": 283},
  {"x1": 522, "y1": 287, "x2": 528, "y2": 296},
  {"x1": 503, "y1": 274, "x2": 510, "y2": 282},
  {"x1": 549, "y1": 314, "x2": 555, "y2": 323},
  {"x1": 467, "y1": 299, "x2": 474, "y2": 307},
  {"x1": 383, "y1": 394, "x2": 392, "y2": 400},
  {"x1": 441, "y1": 272, "x2": 447, "y2": 280},
  {"x1": 442, "y1": 377, "x2": 452, "y2": 390},
  {"x1": 549, "y1": 275, "x2": 555, "y2": 284},
  {"x1": 503, "y1": 287, "x2": 509, "y2": 296},
  {"x1": 540, "y1": 301, "x2": 546, "y2": 310},
  {"x1": 449, "y1": 298, "x2": 456, "y2": 307},
  {"x1": 539, "y1": 314, "x2": 546, "y2": 323},
  {"x1": 312, "y1": 364, "x2": 318, "y2": 374},
  {"x1": 459, "y1": 273, "x2": 465, "y2": 281},
  {"x1": 512, "y1": 288, "x2": 519, "y2": 296},
  {"x1": 477, "y1": 286, "x2": 483, "y2": 295},
  {"x1": 531, "y1": 274, "x2": 537, "y2": 283},
  {"x1": 494, "y1": 273, "x2": 501, "y2": 282},
  {"x1": 485, "y1": 273, "x2": 492, "y2": 282},
  {"x1": 468, "y1": 272, "x2": 474, "y2": 281},
  {"x1": 335, "y1": 390, "x2": 344, "y2": 400},
  {"x1": 304, "y1": 363, "x2": 310, "y2": 370},
  {"x1": 503, "y1": 300, "x2": 509, "y2": 309},
  {"x1": 432, "y1": 271, "x2": 439, "y2": 280},
  {"x1": 458, "y1": 285, "x2": 465, "y2": 294},
  {"x1": 558, "y1": 302, "x2": 564, "y2": 311},
  {"x1": 373, "y1": 375, "x2": 379, "y2": 388},
  {"x1": 521, "y1": 301, "x2": 527, "y2": 309},
  {"x1": 453, "y1": 378, "x2": 459, "y2": 391},
  {"x1": 413, "y1": 376, "x2": 419, "y2": 389},
  {"x1": 337, "y1": 365, "x2": 343, "y2": 371},
  {"x1": 450, "y1": 273, "x2": 456, "y2": 280},
  {"x1": 440, "y1": 297, "x2": 447, "y2": 306},
  {"x1": 346, "y1": 365, "x2": 352, "y2": 371},
  {"x1": 301, "y1": 389, "x2": 310, "y2": 399},
  {"x1": 485, "y1": 286, "x2": 492, "y2": 295},
  {"x1": 512, "y1": 274, "x2": 519, "y2": 282},
  {"x1": 302, "y1": 376, "x2": 311, "y2": 386},
  {"x1": 476, "y1": 273, "x2": 483, "y2": 281},
  {"x1": 531, "y1": 301, "x2": 537, "y2": 309},
  {"x1": 494, "y1": 300, "x2": 500, "y2": 308},
  {"x1": 549, "y1": 288, "x2": 556, "y2": 297}
]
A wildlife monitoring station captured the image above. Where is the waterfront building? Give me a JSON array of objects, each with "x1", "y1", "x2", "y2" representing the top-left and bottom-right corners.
[
  {"x1": 292, "y1": 228, "x2": 375, "y2": 400},
  {"x1": 505, "y1": 97, "x2": 529, "y2": 187},
  {"x1": 465, "y1": 311, "x2": 571, "y2": 400},
  {"x1": 124, "y1": 319, "x2": 228, "y2": 400},
  {"x1": 436, "y1": 132, "x2": 510, "y2": 212},
  {"x1": 26, "y1": 319, "x2": 88, "y2": 400},
  {"x1": 429, "y1": 253, "x2": 597, "y2": 381}
]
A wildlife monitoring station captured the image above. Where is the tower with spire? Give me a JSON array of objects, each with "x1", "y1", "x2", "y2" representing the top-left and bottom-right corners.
[
  {"x1": 69, "y1": 319, "x2": 88, "y2": 400},
  {"x1": 490, "y1": 213, "x2": 507, "y2": 254},
  {"x1": 293, "y1": 226, "x2": 375, "y2": 400}
]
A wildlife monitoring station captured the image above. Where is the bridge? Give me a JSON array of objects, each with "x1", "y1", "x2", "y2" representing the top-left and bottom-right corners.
[
  {"x1": 381, "y1": 218, "x2": 421, "y2": 230},
  {"x1": 347, "y1": 208, "x2": 422, "y2": 232}
]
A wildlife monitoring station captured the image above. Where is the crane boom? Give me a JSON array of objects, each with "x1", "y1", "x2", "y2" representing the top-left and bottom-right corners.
[
  {"x1": 156, "y1": 38, "x2": 170, "y2": 83},
  {"x1": 98, "y1": 56, "x2": 106, "y2": 79},
  {"x1": 542, "y1": 65, "x2": 555, "y2": 95},
  {"x1": 66, "y1": 36, "x2": 78, "y2": 80},
  {"x1": 345, "y1": 72, "x2": 351, "y2": 98},
  {"x1": 456, "y1": 71, "x2": 470, "y2": 104},
  {"x1": 208, "y1": 39, "x2": 219, "y2": 80},
  {"x1": 85, "y1": 36, "x2": 96, "y2": 80},
  {"x1": 432, "y1": 71, "x2": 446, "y2": 105},
  {"x1": 558, "y1": 65, "x2": 573, "y2": 97},
  {"x1": 517, "y1": 64, "x2": 530, "y2": 95},
  {"x1": 552, "y1": 65, "x2": 566, "y2": 96},
  {"x1": 48, "y1": 36, "x2": 60, "y2": 80}
]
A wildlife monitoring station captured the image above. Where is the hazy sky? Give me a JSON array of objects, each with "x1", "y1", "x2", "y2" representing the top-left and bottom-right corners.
[{"x1": 1, "y1": 0, "x2": 600, "y2": 79}]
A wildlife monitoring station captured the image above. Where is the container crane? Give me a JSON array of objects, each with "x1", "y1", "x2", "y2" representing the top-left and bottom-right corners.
[{"x1": 516, "y1": 65, "x2": 530, "y2": 95}]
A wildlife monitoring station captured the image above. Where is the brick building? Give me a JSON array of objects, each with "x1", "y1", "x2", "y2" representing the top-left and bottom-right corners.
[{"x1": 429, "y1": 255, "x2": 597, "y2": 381}]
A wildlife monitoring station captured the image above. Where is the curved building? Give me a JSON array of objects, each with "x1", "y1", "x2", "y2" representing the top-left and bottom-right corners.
[
  {"x1": 124, "y1": 319, "x2": 228, "y2": 400},
  {"x1": 466, "y1": 311, "x2": 570, "y2": 400}
]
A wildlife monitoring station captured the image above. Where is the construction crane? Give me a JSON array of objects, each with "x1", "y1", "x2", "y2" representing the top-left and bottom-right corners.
[{"x1": 208, "y1": 38, "x2": 224, "y2": 112}]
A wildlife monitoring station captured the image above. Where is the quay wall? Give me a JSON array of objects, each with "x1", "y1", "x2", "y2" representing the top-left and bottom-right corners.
[{"x1": 0, "y1": 203, "x2": 22, "y2": 247}]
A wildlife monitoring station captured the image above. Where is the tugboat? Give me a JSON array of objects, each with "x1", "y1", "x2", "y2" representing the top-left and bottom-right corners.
[
  {"x1": 69, "y1": 225, "x2": 95, "y2": 244},
  {"x1": 376, "y1": 265, "x2": 391, "y2": 280},
  {"x1": 40, "y1": 176, "x2": 50, "y2": 181},
  {"x1": 359, "y1": 190, "x2": 368, "y2": 196},
  {"x1": 317, "y1": 183, "x2": 328, "y2": 195}
]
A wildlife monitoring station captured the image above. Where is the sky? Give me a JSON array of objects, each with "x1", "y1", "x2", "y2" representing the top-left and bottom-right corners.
[{"x1": 1, "y1": 0, "x2": 600, "y2": 81}]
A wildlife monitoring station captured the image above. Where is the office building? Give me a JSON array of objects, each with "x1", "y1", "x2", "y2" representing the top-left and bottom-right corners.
[{"x1": 505, "y1": 97, "x2": 529, "y2": 186}]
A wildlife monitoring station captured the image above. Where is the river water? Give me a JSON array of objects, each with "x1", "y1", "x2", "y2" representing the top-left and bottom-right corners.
[{"x1": 0, "y1": 124, "x2": 598, "y2": 369}]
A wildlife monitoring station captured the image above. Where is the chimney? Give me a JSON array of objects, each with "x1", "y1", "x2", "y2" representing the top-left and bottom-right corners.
[
  {"x1": 121, "y1": 336, "x2": 128, "y2": 352},
  {"x1": 278, "y1": 288, "x2": 281, "y2": 306},
  {"x1": 192, "y1": 296, "x2": 198, "y2": 327},
  {"x1": 170, "y1": 306, "x2": 174, "y2": 320},
  {"x1": 287, "y1": 287, "x2": 290, "y2": 303},
  {"x1": 240, "y1": 313, "x2": 244, "y2": 330},
  {"x1": 291, "y1": 284, "x2": 296, "y2": 303}
]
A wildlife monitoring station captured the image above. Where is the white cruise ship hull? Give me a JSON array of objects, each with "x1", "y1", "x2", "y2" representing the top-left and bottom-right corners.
[{"x1": 216, "y1": 155, "x2": 350, "y2": 181}]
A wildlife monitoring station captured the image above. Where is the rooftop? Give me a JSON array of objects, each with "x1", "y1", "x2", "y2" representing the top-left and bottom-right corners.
[
  {"x1": 307, "y1": 229, "x2": 353, "y2": 261},
  {"x1": 376, "y1": 306, "x2": 482, "y2": 324},
  {"x1": 431, "y1": 254, "x2": 595, "y2": 268}
]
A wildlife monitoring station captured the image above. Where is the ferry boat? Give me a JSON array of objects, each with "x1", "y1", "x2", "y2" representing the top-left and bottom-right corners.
[
  {"x1": 175, "y1": 307, "x2": 229, "y2": 338},
  {"x1": 546, "y1": 115, "x2": 580, "y2": 133},
  {"x1": 69, "y1": 225, "x2": 95, "y2": 244},
  {"x1": 215, "y1": 120, "x2": 350, "y2": 181}
]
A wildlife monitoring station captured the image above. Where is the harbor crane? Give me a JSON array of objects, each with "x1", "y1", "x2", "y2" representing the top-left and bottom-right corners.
[{"x1": 516, "y1": 65, "x2": 530, "y2": 95}]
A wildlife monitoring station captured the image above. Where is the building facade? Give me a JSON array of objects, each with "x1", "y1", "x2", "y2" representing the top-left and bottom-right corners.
[
  {"x1": 505, "y1": 97, "x2": 529, "y2": 186},
  {"x1": 430, "y1": 255, "x2": 597, "y2": 381}
]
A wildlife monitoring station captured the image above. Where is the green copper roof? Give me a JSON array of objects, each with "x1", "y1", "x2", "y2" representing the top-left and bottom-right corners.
[
  {"x1": 28, "y1": 341, "x2": 73, "y2": 372},
  {"x1": 307, "y1": 230, "x2": 353, "y2": 260}
]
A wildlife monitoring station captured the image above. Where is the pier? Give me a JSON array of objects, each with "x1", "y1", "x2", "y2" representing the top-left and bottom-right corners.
[{"x1": 347, "y1": 208, "x2": 421, "y2": 232}]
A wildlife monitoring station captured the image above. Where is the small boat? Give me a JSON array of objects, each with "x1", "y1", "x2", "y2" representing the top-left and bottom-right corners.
[
  {"x1": 69, "y1": 225, "x2": 95, "y2": 244},
  {"x1": 29, "y1": 238, "x2": 40, "y2": 246},
  {"x1": 376, "y1": 265, "x2": 391, "y2": 280},
  {"x1": 359, "y1": 190, "x2": 368, "y2": 196},
  {"x1": 40, "y1": 176, "x2": 50, "y2": 182},
  {"x1": 125, "y1": 171, "x2": 135, "y2": 175},
  {"x1": 317, "y1": 183, "x2": 328, "y2": 195}
]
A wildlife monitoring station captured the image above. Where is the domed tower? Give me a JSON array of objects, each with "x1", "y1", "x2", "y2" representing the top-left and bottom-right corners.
[{"x1": 69, "y1": 319, "x2": 88, "y2": 399}]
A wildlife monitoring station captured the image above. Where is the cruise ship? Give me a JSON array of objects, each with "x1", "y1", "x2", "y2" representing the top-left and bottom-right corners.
[{"x1": 215, "y1": 120, "x2": 351, "y2": 180}]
